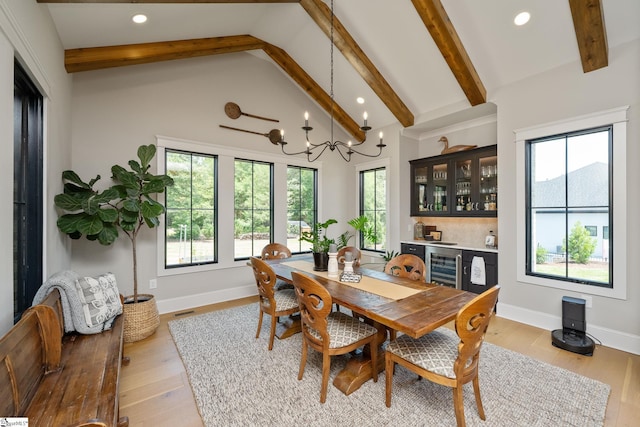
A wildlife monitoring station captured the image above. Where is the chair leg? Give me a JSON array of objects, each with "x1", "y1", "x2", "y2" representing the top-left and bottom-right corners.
[
  {"x1": 320, "y1": 352, "x2": 331, "y2": 403},
  {"x1": 389, "y1": 329, "x2": 397, "y2": 341},
  {"x1": 472, "y1": 375, "x2": 486, "y2": 420},
  {"x1": 452, "y1": 385, "x2": 466, "y2": 427},
  {"x1": 256, "y1": 310, "x2": 264, "y2": 339},
  {"x1": 370, "y1": 341, "x2": 378, "y2": 383},
  {"x1": 298, "y1": 340, "x2": 308, "y2": 381},
  {"x1": 268, "y1": 315, "x2": 277, "y2": 350},
  {"x1": 385, "y1": 353, "x2": 394, "y2": 407}
]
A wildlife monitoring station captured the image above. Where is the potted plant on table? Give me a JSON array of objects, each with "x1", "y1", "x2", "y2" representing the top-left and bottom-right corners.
[
  {"x1": 300, "y1": 219, "x2": 350, "y2": 271},
  {"x1": 54, "y1": 144, "x2": 174, "y2": 343}
]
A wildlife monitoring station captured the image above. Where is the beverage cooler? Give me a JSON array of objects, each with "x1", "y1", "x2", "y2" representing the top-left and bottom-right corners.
[{"x1": 425, "y1": 245, "x2": 462, "y2": 289}]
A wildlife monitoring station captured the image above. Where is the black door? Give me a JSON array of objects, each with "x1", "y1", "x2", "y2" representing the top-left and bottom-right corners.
[{"x1": 13, "y1": 61, "x2": 43, "y2": 322}]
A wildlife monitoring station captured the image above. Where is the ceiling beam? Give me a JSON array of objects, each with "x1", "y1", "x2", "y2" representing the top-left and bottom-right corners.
[
  {"x1": 64, "y1": 35, "x2": 365, "y2": 141},
  {"x1": 568, "y1": 0, "x2": 608, "y2": 73},
  {"x1": 64, "y1": 35, "x2": 266, "y2": 72},
  {"x1": 300, "y1": 0, "x2": 414, "y2": 128},
  {"x1": 411, "y1": 0, "x2": 486, "y2": 106}
]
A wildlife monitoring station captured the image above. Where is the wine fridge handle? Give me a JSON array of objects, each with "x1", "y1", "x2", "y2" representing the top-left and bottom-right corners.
[{"x1": 456, "y1": 254, "x2": 463, "y2": 290}]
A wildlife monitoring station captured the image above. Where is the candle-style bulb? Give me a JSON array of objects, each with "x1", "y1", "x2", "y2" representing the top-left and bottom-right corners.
[
  {"x1": 379, "y1": 131, "x2": 384, "y2": 143},
  {"x1": 348, "y1": 140, "x2": 352, "y2": 147},
  {"x1": 363, "y1": 111, "x2": 368, "y2": 120},
  {"x1": 304, "y1": 111, "x2": 309, "y2": 128}
]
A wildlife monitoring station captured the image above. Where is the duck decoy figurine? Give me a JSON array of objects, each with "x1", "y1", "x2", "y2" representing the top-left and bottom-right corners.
[{"x1": 439, "y1": 136, "x2": 477, "y2": 154}]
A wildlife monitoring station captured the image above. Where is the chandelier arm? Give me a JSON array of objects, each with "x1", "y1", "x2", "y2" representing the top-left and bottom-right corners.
[
  {"x1": 334, "y1": 145, "x2": 353, "y2": 162},
  {"x1": 346, "y1": 145, "x2": 386, "y2": 158},
  {"x1": 279, "y1": 143, "x2": 312, "y2": 157},
  {"x1": 306, "y1": 144, "x2": 332, "y2": 162}
]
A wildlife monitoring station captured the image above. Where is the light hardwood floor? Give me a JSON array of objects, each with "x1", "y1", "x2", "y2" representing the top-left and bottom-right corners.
[{"x1": 119, "y1": 296, "x2": 640, "y2": 426}]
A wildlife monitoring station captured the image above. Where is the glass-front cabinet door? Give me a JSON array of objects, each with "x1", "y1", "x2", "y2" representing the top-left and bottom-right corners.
[
  {"x1": 413, "y1": 164, "x2": 429, "y2": 215},
  {"x1": 479, "y1": 154, "x2": 498, "y2": 212},
  {"x1": 431, "y1": 162, "x2": 448, "y2": 213},
  {"x1": 454, "y1": 158, "x2": 472, "y2": 212},
  {"x1": 410, "y1": 160, "x2": 449, "y2": 215}
]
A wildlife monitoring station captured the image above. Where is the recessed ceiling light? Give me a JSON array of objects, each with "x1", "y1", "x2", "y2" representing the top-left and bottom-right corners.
[
  {"x1": 132, "y1": 14, "x2": 147, "y2": 24},
  {"x1": 356, "y1": 97, "x2": 365, "y2": 104},
  {"x1": 514, "y1": 11, "x2": 530, "y2": 26}
]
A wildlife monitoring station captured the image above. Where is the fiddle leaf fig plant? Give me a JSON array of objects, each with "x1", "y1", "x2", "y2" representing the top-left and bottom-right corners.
[{"x1": 54, "y1": 144, "x2": 174, "y2": 303}]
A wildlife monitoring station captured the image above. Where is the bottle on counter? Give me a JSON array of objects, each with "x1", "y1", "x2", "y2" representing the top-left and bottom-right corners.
[{"x1": 485, "y1": 230, "x2": 497, "y2": 249}]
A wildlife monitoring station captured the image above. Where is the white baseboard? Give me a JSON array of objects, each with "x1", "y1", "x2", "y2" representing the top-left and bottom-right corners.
[
  {"x1": 156, "y1": 285, "x2": 257, "y2": 315},
  {"x1": 497, "y1": 302, "x2": 640, "y2": 355}
]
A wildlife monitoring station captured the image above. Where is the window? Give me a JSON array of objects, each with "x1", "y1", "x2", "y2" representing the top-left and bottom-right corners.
[
  {"x1": 584, "y1": 226, "x2": 597, "y2": 237},
  {"x1": 359, "y1": 166, "x2": 387, "y2": 252},
  {"x1": 157, "y1": 135, "x2": 321, "y2": 274},
  {"x1": 526, "y1": 127, "x2": 611, "y2": 287},
  {"x1": 165, "y1": 150, "x2": 217, "y2": 267},
  {"x1": 234, "y1": 159, "x2": 273, "y2": 259},
  {"x1": 515, "y1": 106, "x2": 627, "y2": 299},
  {"x1": 287, "y1": 166, "x2": 317, "y2": 253}
]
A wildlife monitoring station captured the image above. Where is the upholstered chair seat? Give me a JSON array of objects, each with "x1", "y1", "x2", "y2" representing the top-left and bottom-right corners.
[{"x1": 308, "y1": 311, "x2": 378, "y2": 348}]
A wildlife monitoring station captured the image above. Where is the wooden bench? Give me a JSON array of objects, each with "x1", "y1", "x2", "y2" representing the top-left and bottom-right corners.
[{"x1": 0, "y1": 288, "x2": 129, "y2": 427}]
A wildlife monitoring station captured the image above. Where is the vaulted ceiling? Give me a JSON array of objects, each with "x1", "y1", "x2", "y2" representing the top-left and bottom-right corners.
[{"x1": 38, "y1": 0, "x2": 639, "y2": 141}]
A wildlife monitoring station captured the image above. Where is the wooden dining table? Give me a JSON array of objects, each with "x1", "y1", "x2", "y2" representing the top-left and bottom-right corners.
[{"x1": 266, "y1": 256, "x2": 477, "y2": 396}]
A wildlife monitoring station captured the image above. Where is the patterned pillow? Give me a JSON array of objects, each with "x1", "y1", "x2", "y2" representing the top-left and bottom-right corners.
[{"x1": 75, "y1": 273, "x2": 123, "y2": 329}]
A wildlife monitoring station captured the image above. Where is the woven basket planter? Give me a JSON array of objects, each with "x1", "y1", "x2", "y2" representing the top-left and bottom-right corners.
[{"x1": 123, "y1": 294, "x2": 160, "y2": 343}]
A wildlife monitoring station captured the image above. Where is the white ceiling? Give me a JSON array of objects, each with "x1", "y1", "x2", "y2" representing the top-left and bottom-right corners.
[{"x1": 44, "y1": 0, "x2": 640, "y2": 135}]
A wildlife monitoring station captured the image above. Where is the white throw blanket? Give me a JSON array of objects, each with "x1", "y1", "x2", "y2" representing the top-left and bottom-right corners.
[
  {"x1": 470, "y1": 256, "x2": 486, "y2": 286},
  {"x1": 32, "y1": 270, "x2": 118, "y2": 334}
]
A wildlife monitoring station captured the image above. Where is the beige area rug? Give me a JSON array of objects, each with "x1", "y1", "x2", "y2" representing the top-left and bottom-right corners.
[{"x1": 168, "y1": 303, "x2": 610, "y2": 427}]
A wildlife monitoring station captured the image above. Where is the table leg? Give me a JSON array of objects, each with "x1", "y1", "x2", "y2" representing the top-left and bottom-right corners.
[
  {"x1": 332, "y1": 322, "x2": 387, "y2": 395},
  {"x1": 275, "y1": 314, "x2": 301, "y2": 340}
]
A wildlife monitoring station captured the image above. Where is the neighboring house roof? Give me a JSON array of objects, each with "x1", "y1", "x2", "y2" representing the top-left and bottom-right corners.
[{"x1": 532, "y1": 162, "x2": 608, "y2": 207}]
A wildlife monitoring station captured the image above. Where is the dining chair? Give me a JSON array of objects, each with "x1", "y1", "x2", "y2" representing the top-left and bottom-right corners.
[
  {"x1": 250, "y1": 257, "x2": 300, "y2": 351},
  {"x1": 384, "y1": 253, "x2": 426, "y2": 282},
  {"x1": 261, "y1": 242, "x2": 292, "y2": 260},
  {"x1": 383, "y1": 253, "x2": 427, "y2": 339},
  {"x1": 336, "y1": 246, "x2": 361, "y2": 267},
  {"x1": 261, "y1": 242, "x2": 293, "y2": 290},
  {"x1": 291, "y1": 271, "x2": 380, "y2": 403},
  {"x1": 385, "y1": 285, "x2": 500, "y2": 427}
]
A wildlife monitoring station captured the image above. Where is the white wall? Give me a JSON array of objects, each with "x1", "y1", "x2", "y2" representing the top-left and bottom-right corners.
[
  {"x1": 0, "y1": 0, "x2": 73, "y2": 335},
  {"x1": 68, "y1": 52, "x2": 399, "y2": 313},
  {"x1": 494, "y1": 39, "x2": 640, "y2": 354}
]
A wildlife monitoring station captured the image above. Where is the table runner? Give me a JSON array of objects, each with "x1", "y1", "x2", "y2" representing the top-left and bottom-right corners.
[{"x1": 281, "y1": 260, "x2": 422, "y2": 300}]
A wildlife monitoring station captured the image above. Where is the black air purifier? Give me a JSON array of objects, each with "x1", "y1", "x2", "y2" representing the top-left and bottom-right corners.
[{"x1": 551, "y1": 296, "x2": 595, "y2": 356}]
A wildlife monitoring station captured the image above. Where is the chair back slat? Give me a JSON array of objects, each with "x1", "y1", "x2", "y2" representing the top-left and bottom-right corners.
[
  {"x1": 261, "y1": 243, "x2": 291, "y2": 260},
  {"x1": 291, "y1": 272, "x2": 332, "y2": 348},
  {"x1": 454, "y1": 285, "x2": 500, "y2": 378},
  {"x1": 384, "y1": 254, "x2": 426, "y2": 282},
  {"x1": 250, "y1": 257, "x2": 277, "y2": 301}
]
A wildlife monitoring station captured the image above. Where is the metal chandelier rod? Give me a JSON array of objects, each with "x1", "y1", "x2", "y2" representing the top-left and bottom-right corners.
[{"x1": 275, "y1": 0, "x2": 386, "y2": 163}]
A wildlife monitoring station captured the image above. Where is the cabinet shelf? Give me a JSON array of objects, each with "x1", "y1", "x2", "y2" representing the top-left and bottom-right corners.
[{"x1": 410, "y1": 145, "x2": 497, "y2": 217}]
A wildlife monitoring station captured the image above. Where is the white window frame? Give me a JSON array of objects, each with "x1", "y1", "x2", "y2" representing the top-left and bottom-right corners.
[
  {"x1": 515, "y1": 106, "x2": 628, "y2": 299},
  {"x1": 355, "y1": 158, "x2": 390, "y2": 254},
  {"x1": 155, "y1": 135, "x2": 322, "y2": 277}
]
